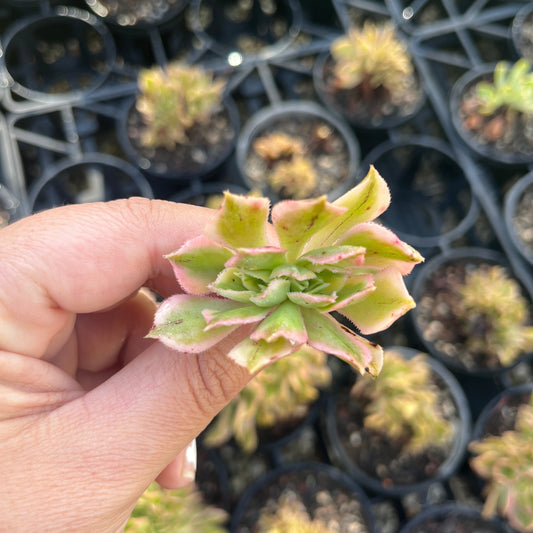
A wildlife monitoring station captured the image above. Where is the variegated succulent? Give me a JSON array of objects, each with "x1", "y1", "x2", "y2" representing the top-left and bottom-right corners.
[{"x1": 148, "y1": 166, "x2": 423, "y2": 376}]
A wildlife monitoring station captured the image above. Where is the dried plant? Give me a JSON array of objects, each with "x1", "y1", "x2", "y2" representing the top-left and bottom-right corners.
[
  {"x1": 470, "y1": 394, "x2": 533, "y2": 533},
  {"x1": 351, "y1": 349, "x2": 454, "y2": 453},
  {"x1": 203, "y1": 345, "x2": 331, "y2": 452},
  {"x1": 148, "y1": 166, "x2": 423, "y2": 377},
  {"x1": 136, "y1": 62, "x2": 225, "y2": 150},
  {"x1": 126, "y1": 483, "x2": 228, "y2": 533},
  {"x1": 330, "y1": 21, "x2": 415, "y2": 102},
  {"x1": 458, "y1": 265, "x2": 533, "y2": 367}
]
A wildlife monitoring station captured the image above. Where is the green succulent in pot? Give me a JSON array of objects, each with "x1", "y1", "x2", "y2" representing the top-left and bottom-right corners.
[
  {"x1": 469, "y1": 393, "x2": 533, "y2": 533},
  {"x1": 147, "y1": 166, "x2": 424, "y2": 376}
]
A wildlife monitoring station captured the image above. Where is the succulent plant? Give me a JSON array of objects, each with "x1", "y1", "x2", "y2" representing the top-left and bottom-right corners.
[
  {"x1": 351, "y1": 349, "x2": 454, "y2": 453},
  {"x1": 256, "y1": 492, "x2": 333, "y2": 533},
  {"x1": 475, "y1": 59, "x2": 533, "y2": 118},
  {"x1": 268, "y1": 155, "x2": 318, "y2": 199},
  {"x1": 203, "y1": 345, "x2": 331, "y2": 452},
  {"x1": 253, "y1": 132, "x2": 306, "y2": 163},
  {"x1": 458, "y1": 265, "x2": 533, "y2": 367},
  {"x1": 330, "y1": 21, "x2": 415, "y2": 102},
  {"x1": 136, "y1": 61, "x2": 225, "y2": 150},
  {"x1": 126, "y1": 483, "x2": 228, "y2": 533},
  {"x1": 147, "y1": 165, "x2": 423, "y2": 379},
  {"x1": 469, "y1": 394, "x2": 533, "y2": 533}
]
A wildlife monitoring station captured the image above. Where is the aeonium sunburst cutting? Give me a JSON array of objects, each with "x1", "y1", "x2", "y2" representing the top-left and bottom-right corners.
[{"x1": 147, "y1": 166, "x2": 424, "y2": 375}]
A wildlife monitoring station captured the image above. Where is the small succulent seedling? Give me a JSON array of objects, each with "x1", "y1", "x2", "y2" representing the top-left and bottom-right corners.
[
  {"x1": 253, "y1": 132, "x2": 306, "y2": 163},
  {"x1": 351, "y1": 349, "x2": 454, "y2": 453},
  {"x1": 136, "y1": 61, "x2": 225, "y2": 150},
  {"x1": 268, "y1": 155, "x2": 318, "y2": 199},
  {"x1": 475, "y1": 59, "x2": 533, "y2": 118},
  {"x1": 330, "y1": 21, "x2": 415, "y2": 102},
  {"x1": 126, "y1": 483, "x2": 228, "y2": 533},
  {"x1": 148, "y1": 166, "x2": 423, "y2": 379},
  {"x1": 469, "y1": 394, "x2": 533, "y2": 533},
  {"x1": 204, "y1": 345, "x2": 331, "y2": 452},
  {"x1": 458, "y1": 265, "x2": 533, "y2": 367},
  {"x1": 256, "y1": 492, "x2": 333, "y2": 533}
]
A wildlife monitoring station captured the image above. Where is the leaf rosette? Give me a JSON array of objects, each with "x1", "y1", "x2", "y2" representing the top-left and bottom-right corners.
[{"x1": 148, "y1": 166, "x2": 423, "y2": 375}]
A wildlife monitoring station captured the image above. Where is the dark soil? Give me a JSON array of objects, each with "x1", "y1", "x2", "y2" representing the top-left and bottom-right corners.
[
  {"x1": 458, "y1": 80, "x2": 533, "y2": 158},
  {"x1": 511, "y1": 181, "x2": 533, "y2": 258},
  {"x1": 318, "y1": 53, "x2": 424, "y2": 128},
  {"x1": 233, "y1": 466, "x2": 372, "y2": 533},
  {"x1": 334, "y1": 372, "x2": 460, "y2": 489},
  {"x1": 405, "y1": 513, "x2": 506, "y2": 533},
  {"x1": 245, "y1": 115, "x2": 352, "y2": 199},
  {"x1": 86, "y1": 0, "x2": 184, "y2": 27},
  {"x1": 126, "y1": 103, "x2": 236, "y2": 177},
  {"x1": 415, "y1": 261, "x2": 529, "y2": 372}
]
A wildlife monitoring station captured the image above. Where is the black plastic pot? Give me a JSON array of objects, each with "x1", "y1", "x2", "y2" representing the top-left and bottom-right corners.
[
  {"x1": 0, "y1": 7, "x2": 116, "y2": 104},
  {"x1": 398, "y1": 502, "x2": 511, "y2": 533},
  {"x1": 168, "y1": 181, "x2": 249, "y2": 207},
  {"x1": 230, "y1": 462, "x2": 376, "y2": 533},
  {"x1": 323, "y1": 346, "x2": 471, "y2": 499},
  {"x1": 358, "y1": 136, "x2": 479, "y2": 250},
  {"x1": 236, "y1": 100, "x2": 360, "y2": 201},
  {"x1": 504, "y1": 170, "x2": 533, "y2": 267},
  {"x1": 410, "y1": 247, "x2": 533, "y2": 378},
  {"x1": 117, "y1": 95, "x2": 240, "y2": 198},
  {"x1": 313, "y1": 50, "x2": 426, "y2": 131},
  {"x1": 189, "y1": 0, "x2": 302, "y2": 62},
  {"x1": 28, "y1": 153, "x2": 154, "y2": 213},
  {"x1": 450, "y1": 63, "x2": 533, "y2": 166}
]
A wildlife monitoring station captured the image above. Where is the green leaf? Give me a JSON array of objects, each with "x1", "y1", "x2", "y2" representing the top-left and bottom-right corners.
[
  {"x1": 203, "y1": 304, "x2": 270, "y2": 330},
  {"x1": 250, "y1": 301, "x2": 307, "y2": 344},
  {"x1": 249, "y1": 278, "x2": 291, "y2": 307},
  {"x1": 209, "y1": 268, "x2": 256, "y2": 303}
]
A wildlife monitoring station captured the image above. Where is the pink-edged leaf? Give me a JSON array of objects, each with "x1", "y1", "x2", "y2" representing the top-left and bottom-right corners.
[
  {"x1": 337, "y1": 222, "x2": 424, "y2": 275},
  {"x1": 338, "y1": 267, "x2": 416, "y2": 335},
  {"x1": 227, "y1": 336, "x2": 300, "y2": 373},
  {"x1": 203, "y1": 304, "x2": 270, "y2": 330},
  {"x1": 249, "y1": 278, "x2": 290, "y2": 307},
  {"x1": 288, "y1": 291, "x2": 337, "y2": 307},
  {"x1": 298, "y1": 245, "x2": 365, "y2": 266},
  {"x1": 205, "y1": 191, "x2": 270, "y2": 249},
  {"x1": 309, "y1": 165, "x2": 391, "y2": 248},
  {"x1": 325, "y1": 274, "x2": 376, "y2": 312},
  {"x1": 301, "y1": 307, "x2": 383, "y2": 376},
  {"x1": 225, "y1": 247, "x2": 287, "y2": 270},
  {"x1": 271, "y1": 195, "x2": 345, "y2": 261},
  {"x1": 147, "y1": 295, "x2": 238, "y2": 353},
  {"x1": 270, "y1": 264, "x2": 315, "y2": 281},
  {"x1": 250, "y1": 301, "x2": 307, "y2": 344},
  {"x1": 166, "y1": 235, "x2": 233, "y2": 294},
  {"x1": 209, "y1": 268, "x2": 255, "y2": 303}
]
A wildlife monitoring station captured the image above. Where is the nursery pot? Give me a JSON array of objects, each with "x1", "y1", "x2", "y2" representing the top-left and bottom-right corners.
[
  {"x1": 28, "y1": 153, "x2": 154, "y2": 213},
  {"x1": 189, "y1": 0, "x2": 302, "y2": 62},
  {"x1": 410, "y1": 247, "x2": 533, "y2": 378},
  {"x1": 399, "y1": 502, "x2": 511, "y2": 533},
  {"x1": 450, "y1": 63, "x2": 533, "y2": 166},
  {"x1": 230, "y1": 462, "x2": 376, "y2": 533},
  {"x1": 236, "y1": 100, "x2": 360, "y2": 201},
  {"x1": 313, "y1": 50, "x2": 426, "y2": 130},
  {"x1": 117, "y1": 95, "x2": 240, "y2": 197},
  {"x1": 323, "y1": 347, "x2": 471, "y2": 499},
  {"x1": 512, "y1": 3, "x2": 533, "y2": 62},
  {"x1": 504, "y1": 170, "x2": 533, "y2": 267},
  {"x1": 358, "y1": 136, "x2": 478, "y2": 250},
  {"x1": 0, "y1": 7, "x2": 116, "y2": 104}
]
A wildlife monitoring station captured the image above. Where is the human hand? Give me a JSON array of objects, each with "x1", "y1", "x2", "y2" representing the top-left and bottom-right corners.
[{"x1": 0, "y1": 198, "x2": 253, "y2": 532}]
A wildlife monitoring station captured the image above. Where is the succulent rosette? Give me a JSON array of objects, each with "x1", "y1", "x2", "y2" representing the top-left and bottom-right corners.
[{"x1": 148, "y1": 166, "x2": 423, "y2": 375}]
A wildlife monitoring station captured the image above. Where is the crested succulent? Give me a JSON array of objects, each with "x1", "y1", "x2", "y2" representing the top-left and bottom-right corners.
[
  {"x1": 458, "y1": 265, "x2": 533, "y2": 367},
  {"x1": 475, "y1": 59, "x2": 533, "y2": 118},
  {"x1": 256, "y1": 492, "x2": 333, "y2": 533},
  {"x1": 330, "y1": 21, "x2": 415, "y2": 102},
  {"x1": 203, "y1": 345, "x2": 331, "y2": 452},
  {"x1": 351, "y1": 349, "x2": 454, "y2": 453},
  {"x1": 136, "y1": 61, "x2": 225, "y2": 150},
  {"x1": 469, "y1": 394, "x2": 533, "y2": 533},
  {"x1": 147, "y1": 165, "x2": 424, "y2": 377},
  {"x1": 126, "y1": 483, "x2": 228, "y2": 533}
]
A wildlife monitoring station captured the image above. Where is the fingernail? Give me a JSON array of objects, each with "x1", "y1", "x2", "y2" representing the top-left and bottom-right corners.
[{"x1": 183, "y1": 439, "x2": 197, "y2": 482}]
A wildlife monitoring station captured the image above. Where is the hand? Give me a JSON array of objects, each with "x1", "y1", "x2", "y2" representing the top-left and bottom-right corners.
[{"x1": 0, "y1": 198, "x2": 253, "y2": 532}]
